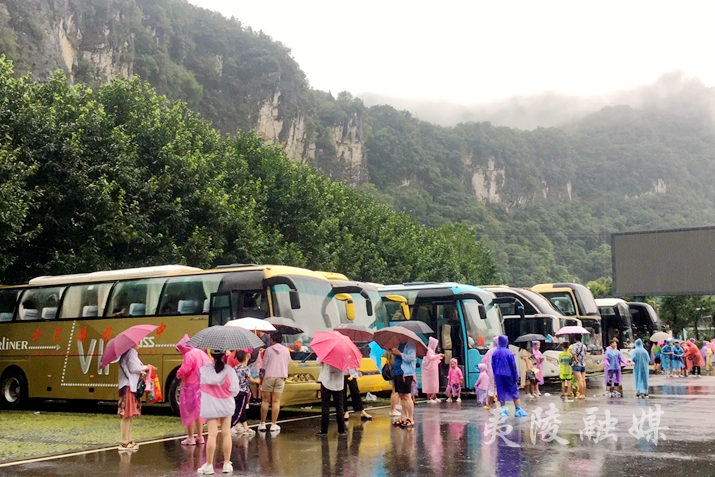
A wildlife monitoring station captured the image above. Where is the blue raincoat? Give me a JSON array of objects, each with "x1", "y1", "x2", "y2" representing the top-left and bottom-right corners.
[
  {"x1": 632, "y1": 338, "x2": 650, "y2": 394},
  {"x1": 661, "y1": 342, "x2": 673, "y2": 371},
  {"x1": 491, "y1": 335, "x2": 520, "y2": 402}
]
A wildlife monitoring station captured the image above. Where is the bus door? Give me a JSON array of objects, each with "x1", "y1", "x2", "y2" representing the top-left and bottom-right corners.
[{"x1": 434, "y1": 302, "x2": 466, "y2": 388}]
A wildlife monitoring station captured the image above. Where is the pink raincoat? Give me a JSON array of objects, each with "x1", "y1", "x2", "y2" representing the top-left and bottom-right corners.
[
  {"x1": 531, "y1": 341, "x2": 544, "y2": 385},
  {"x1": 176, "y1": 334, "x2": 211, "y2": 427},
  {"x1": 483, "y1": 336, "x2": 499, "y2": 396},
  {"x1": 421, "y1": 337, "x2": 442, "y2": 395},
  {"x1": 475, "y1": 363, "x2": 490, "y2": 391},
  {"x1": 445, "y1": 358, "x2": 463, "y2": 398}
]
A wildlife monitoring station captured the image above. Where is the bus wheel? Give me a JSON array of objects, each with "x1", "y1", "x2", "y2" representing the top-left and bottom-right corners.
[
  {"x1": 1, "y1": 368, "x2": 27, "y2": 409},
  {"x1": 168, "y1": 376, "x2": 181, "y2": 417}
]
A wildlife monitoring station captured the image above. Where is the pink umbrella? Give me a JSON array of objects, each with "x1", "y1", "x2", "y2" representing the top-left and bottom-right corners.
[
  {"x1": 101, "y1": 324, "x2": 158, "y2": 367},
  {"x1": 555, "y1": 326, "x2": 590, "y2": 336},
  {"x1": 311, "y1": 330, "x2": 362, "y2": 371}
]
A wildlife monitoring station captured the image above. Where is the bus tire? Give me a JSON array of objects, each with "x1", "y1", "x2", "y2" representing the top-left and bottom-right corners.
[
  {"x1": 168, "y1": 375, "x2": 181, "y2": 417},
  {"x1": 1, "y1": 367, "x2": 27, "y2": 409}
]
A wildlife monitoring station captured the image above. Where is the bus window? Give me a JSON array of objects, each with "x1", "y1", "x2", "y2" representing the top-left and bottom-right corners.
[
  {"x1": 545, "y1": 293, "x2": 576, "y2": 316},
  {"x1": 0, "y1": 289, "x2": 20, "y2": 322},
  {"x1": 237, "y1": 291, "x2": 268, "y2": 319},
  {"x1": 59, "y1": 283, "x2": 112, "y2": 318},
  {"x1": 18, "y1": 287, "x2": 65, "y2": 321},
  {"x1": 158, "y1": 274, "x2": 224, "y2": 315},
  {"x1": 107, "y1": 278, "x2": 166, "y2": 317}
]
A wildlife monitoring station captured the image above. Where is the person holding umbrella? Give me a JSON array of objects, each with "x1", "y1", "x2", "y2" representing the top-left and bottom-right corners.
[
  {"x1": 197, "y1": 350, "x2": 240, "y2": 474},
  {"x1": 391, "y1": 338, "x2": 417, "y2": 428},
  {"x1": 311, "y1": 330, "x2": 363, "y2": 436},
  {"x1": 187, "y1": 325, "x2": 266, "y2": 474},
  {"x1": 101, "y1": 324, "x2": 158, "y2": 452},
  {"x1": 118, "y1": 343, "x2": 148, "y2": 451}
]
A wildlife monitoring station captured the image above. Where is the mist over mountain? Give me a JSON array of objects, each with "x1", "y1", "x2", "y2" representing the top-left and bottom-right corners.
[
  {"x1": 359, "y1": 71, "x2": 715, "y2": 129},
  {"x1": 3, "y1": 0, "x2": 715, "y2": 286}
]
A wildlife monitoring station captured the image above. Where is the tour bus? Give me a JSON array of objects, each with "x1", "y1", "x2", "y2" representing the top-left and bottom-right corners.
[
  {"x1": 483, "y1": 286, "x2": 582, "y2": 381},
  {"x1": 595, "y1": 298, "x2": 635, "y2": 365},
  {"x1": 0, "y1": 264, "x2": 385, "y2": 412},
  {"x1": 377, "y1": 282, "x2": 504, "y2": 389},
  {"x1": 531, "y1": 283, "x2": 604, "y2": 373},
  {"x1": 628, "y1": 301, "x2": 663, "y2": 338}
]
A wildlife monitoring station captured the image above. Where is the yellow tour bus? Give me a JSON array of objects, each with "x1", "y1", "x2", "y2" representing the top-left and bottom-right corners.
[
  {"x1": 531, "y1": 283, "x2": 604, "y2": 374},
  {"x1": 0, "y1": 264, "x2": 390, "y2": 413}
]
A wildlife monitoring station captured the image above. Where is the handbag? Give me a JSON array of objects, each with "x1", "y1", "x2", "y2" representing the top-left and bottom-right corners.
[
  {"x1": 381, "y1": 362, "x2": 393, "y2": 381},
  {"x1": 121, "y1": 360, "x2": 146, "y2": 399},
  {"x1": 135, "y1": 376, "x2": 146, "y2": 399}
]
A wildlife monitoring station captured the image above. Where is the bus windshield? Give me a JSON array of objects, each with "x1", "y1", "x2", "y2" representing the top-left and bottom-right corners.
[{"x1": 270, "y1": 275, "x2": 340, "y2": 351}]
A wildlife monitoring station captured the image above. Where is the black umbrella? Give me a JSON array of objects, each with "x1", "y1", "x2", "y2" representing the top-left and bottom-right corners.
[
  {"x1": 189, "y1": 326, "x2": 266, "y2": 351},
  {"x1": 394, "y1": 320, "x2": 434, "y2": 335},
  {"x1": 514, "y1": 333, "x2": 546, "y2": 343},
  {"x1": 265, "y1": 317, "x2": 304, "y2": 334}
]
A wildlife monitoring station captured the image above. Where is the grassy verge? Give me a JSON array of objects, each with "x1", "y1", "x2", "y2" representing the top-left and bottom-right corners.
[{"x1": 0, "y1": 410, "x2": 183, "y2": 463}]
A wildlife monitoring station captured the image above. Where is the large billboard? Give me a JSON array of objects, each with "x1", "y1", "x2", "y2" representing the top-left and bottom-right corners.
[{"x1": 612, "y1": 226, "x2": 715, "y2": 297}]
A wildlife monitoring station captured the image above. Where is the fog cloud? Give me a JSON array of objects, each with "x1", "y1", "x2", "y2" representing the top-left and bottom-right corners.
[{"x1": 359, "y1": 71, "x2": 715, "y2": 130}]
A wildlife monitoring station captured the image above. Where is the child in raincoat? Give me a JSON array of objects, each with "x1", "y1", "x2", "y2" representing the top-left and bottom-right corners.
[
  {"x1": 475, "y1": 363, "x2": 490, "y2": 408},
  {"x1": 445, "y1": 358, "x2": 464, "y2": 402},
  {"x1": 492, "y1": 335, "x2": 527, "y2": 417},
  {"x1": 176, "y1": 334, "x2": 211, "y2": 446},
  {"x1": 421, "y1": 337, "x2": 444, "y2": 403},
  {"x1": 603, "y1": 340, "x2": 628, "y2": 397}
]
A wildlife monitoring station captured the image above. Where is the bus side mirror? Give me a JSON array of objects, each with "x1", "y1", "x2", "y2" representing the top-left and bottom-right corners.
[
  {"x1": 402, "y1": 303, "x2": 411, "y2": 321},
  {"x1": 335, "y1": 293, "x2": 356, "y2": 321},
  {"x1": 515, "y1": 300, "x2": 525, "y2": 319},
  {"x1": 478, "y1": 304, "x2": 487, "y2": 320},
  {"x1": 289, "y1": 290, "x2": 301, "y2": 310},
  {"x1": 365, "y1": 300, "x2": 373, "y2": 317}
]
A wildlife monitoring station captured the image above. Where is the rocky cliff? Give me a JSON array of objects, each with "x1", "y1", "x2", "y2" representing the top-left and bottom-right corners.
[{"x1": 0, "y1": 0, "x2": 355, "y2": 174}]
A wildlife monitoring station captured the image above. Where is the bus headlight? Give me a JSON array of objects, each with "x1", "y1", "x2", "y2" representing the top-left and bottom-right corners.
[
  {"x1": 287, "y1": 373, "x2": 315, "y2": 383},
  {"x1": 545, "y1": 357, "x2": 558, "y2": 367}
]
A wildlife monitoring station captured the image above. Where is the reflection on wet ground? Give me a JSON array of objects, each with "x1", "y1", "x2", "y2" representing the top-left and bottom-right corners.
[{"x1": 5, "y1": 375, "x2": 715, "y2": 476}]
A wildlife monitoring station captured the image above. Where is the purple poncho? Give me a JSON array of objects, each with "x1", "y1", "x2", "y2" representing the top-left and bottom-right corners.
[
  {"x1": 603, "y1": 347, "x2": 628, "y2": 386},
  {"x1": 491, "y1": 335, "x2": 520, "y2": 402}
]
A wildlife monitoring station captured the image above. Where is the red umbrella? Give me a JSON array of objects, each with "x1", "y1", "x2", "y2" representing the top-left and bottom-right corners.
[
  {"x1": 311, "y1": 330, "x2": 362, "y2": 371},
  {"x1": 101, "y1": 324, "x2": 158, "y2": 368},
  {"x1": 373, "y1": 326, "x2": 429, "y2": 358},
  {"x1": 334, "y1": 323, "x2": 374, "y2": 342}
]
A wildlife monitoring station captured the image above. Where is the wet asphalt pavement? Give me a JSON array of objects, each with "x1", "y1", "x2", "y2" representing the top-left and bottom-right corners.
[{"x1": 3, "y1": 374, "x2": 715, "y2": 476}]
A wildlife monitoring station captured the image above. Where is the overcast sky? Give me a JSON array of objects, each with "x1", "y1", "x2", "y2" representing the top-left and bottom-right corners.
[{"x1": 189, "y1": 0, "x2": 715, "y2": 104}]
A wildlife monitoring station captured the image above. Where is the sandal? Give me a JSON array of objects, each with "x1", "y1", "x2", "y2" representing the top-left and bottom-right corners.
[
  {"x1": 393, "y1": 419, "x2": 406, "y2": 427},
  {"x1": 119, "y1": 442, "x2": 138, "y2": 452},
  {"x1": 400, "y1": 419, "x2": 414, "y2": 429},
  {"x1": 360, "y1": 412, "x2": 372, "y2": 421}
]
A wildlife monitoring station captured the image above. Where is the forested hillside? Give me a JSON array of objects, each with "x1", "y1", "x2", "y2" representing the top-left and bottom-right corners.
[
  {"x1": 2, "y1": 0, "x2": 715, "y2": 287},
  {"x1": 0, "y1": 58, "x2": 498, "y2": 285}
]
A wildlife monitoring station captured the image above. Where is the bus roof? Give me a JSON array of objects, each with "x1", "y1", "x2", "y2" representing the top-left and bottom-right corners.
[
  {"x1": 595, "y1": 298, "x2": 628, "y2": 307},
  {"x1": 379, "y1": 282, "x2": 490, "y2": 295},
  {"x1": 24, "y1": 264, "x2": 326, "y2": 287}
]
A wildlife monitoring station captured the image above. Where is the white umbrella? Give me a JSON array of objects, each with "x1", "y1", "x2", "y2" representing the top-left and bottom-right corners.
[{"x1": 225, "y1": 317, "x2": 276, "y2": 332}]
